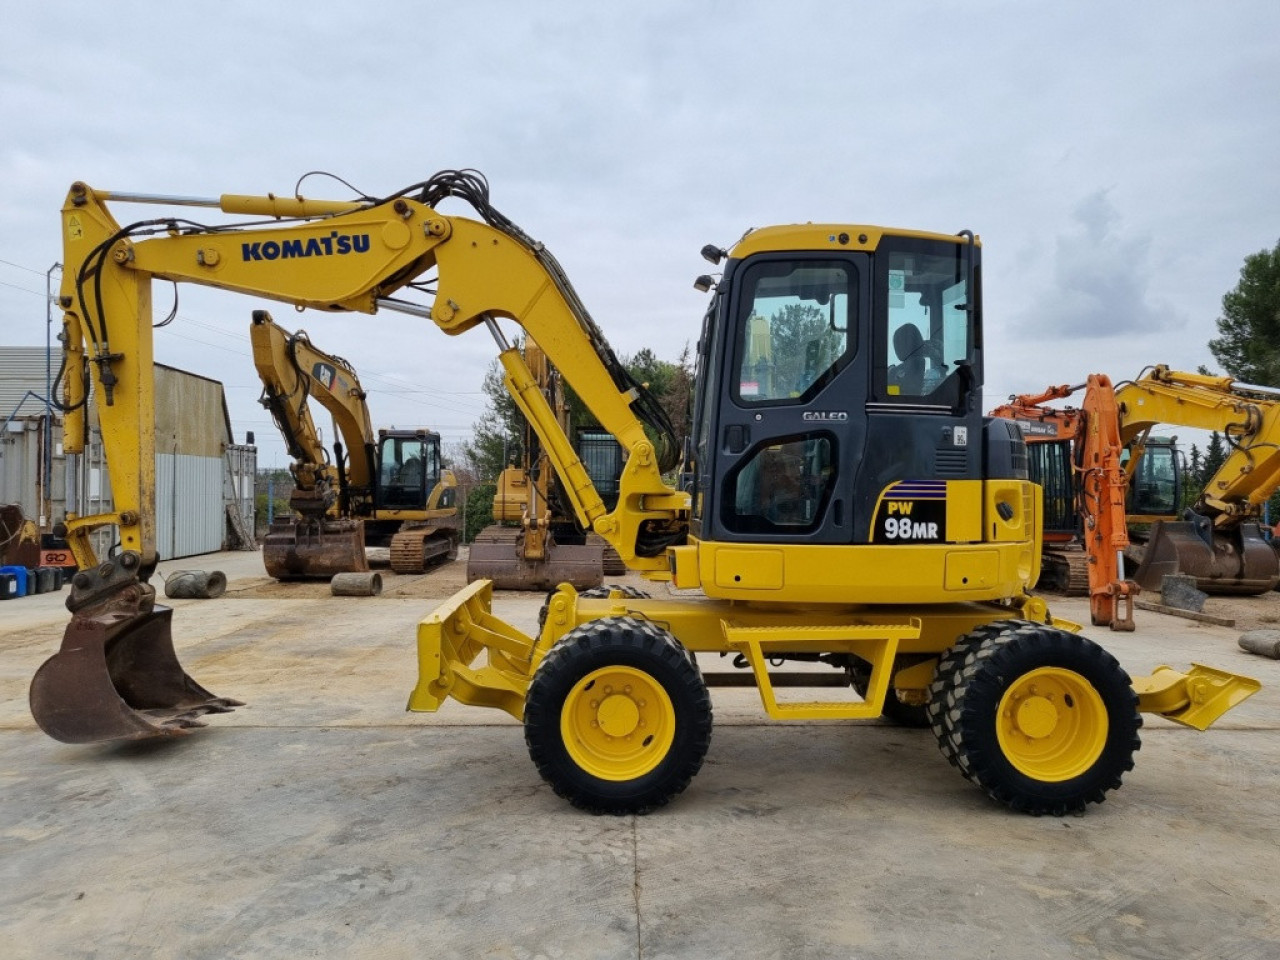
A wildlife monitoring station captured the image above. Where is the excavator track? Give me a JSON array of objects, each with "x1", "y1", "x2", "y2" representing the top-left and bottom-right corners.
[
  {"x1": 590, "y1": 533, "x2": 627, "y2": 576},
  {"x1": 466, "y1": 524, "x2": 605, "y2": 590},
  {"x1": 389, "y1": 522, "x2": 459, "y2": 575},
  {"x1": 1038, "y1": 546, "x2": 1091, "y2": 596}
]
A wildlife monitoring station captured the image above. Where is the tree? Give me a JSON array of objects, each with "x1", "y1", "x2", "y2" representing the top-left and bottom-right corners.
[
  {"x1": 1201, "y1": 431, "x2": 1227, "y2": 490},
  {"x1": 1208, "y1": 239, "x2": 1280, "y2": 384},
  {"x1": 1184, "y1": 443, "x2": 1203, "y2": 509},
  {"x1": 461, "y1": 357, "x2": 524, "y2": 482}
]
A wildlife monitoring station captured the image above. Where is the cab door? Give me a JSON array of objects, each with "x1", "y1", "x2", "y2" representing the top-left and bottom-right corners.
[{"x1": 693, "y1": 254, "x2": 869, "y2": 545}]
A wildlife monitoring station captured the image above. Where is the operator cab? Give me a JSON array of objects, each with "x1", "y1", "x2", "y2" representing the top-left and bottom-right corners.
[
  {"x1": 690, "y1": 226, "x2": 994, "y2": 546},
  {"x1": 1124, "y1": 437, "x2": 1183, "y2": 518},
  {"x1": 376, "y1": 429, "x2": 444, "y2": 510}
]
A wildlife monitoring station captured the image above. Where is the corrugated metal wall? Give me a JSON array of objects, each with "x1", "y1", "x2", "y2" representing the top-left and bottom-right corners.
[
  {"x1": 1, "y1": 349, "x2": 256, "y2": 562},
  {"x1": 0, "y1": 348, "x2": 53, "y2": 417},
  {"x1": 155, "y1": 453, "x2": 224, "y2": 560}
]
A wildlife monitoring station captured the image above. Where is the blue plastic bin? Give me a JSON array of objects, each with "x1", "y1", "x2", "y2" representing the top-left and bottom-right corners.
[{"x1": 0, "y1": 565, "x2": 27, "y2": 598}]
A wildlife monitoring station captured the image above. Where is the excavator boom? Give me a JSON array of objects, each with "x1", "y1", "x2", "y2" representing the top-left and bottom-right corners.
[
  {"x1": 467, "y1": 341, "x2": 610, "y2": 590},
  {"x1": 1117, "y1": 366, "x2": 1280, "y2": 594}
]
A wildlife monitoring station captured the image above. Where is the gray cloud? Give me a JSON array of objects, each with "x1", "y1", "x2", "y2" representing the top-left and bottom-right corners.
[
  {"x1": 3, "y1": 2, "x2": 1279, "y2": 469},
  {"x1": 1027, "y1": 190, "x2": 1179, "y2": 339}
]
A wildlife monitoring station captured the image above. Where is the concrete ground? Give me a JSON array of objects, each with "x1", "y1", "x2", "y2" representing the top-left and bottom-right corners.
[{"x1": 2, "y1": 548, "x2": 1279, "y2": 960}]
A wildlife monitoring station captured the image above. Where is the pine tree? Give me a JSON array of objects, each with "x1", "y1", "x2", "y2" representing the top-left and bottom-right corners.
[{"x1": 1208, "y1": 239, "x2": 1280, "y2": 385}]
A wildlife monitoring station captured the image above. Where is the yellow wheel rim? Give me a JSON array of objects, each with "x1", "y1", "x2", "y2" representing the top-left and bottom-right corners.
[
  {"x1": 561, "y1": 666, "x2": 676, "y2": 781},
  {"x1": 996, "y1": 667, "x2": 1107, "y2": 782}
]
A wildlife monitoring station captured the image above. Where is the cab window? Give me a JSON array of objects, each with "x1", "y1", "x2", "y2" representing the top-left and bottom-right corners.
[
  {"x1": 733, "y1": 260, "x2": 855, "y2": 405},
  {"x1": 721, "y1": 433, "x2": 837, "y2": 534},
  {"x1": 878, "y1": 242, "x2": 972, "y2": 406}
]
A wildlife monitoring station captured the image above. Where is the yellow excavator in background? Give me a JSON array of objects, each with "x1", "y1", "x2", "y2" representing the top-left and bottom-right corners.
[
  {"x1": 1116, "y1": 366, "x2": 1280, "y2": 595},
  {"x1": 249, "y1": 310, "x2": 460, "y2": 578},
  {"x1": 468, "y1": 339, "x2": 626, "y2": 589},
  {"x1": 31, "y1": 172, "x2": 1259, "y2": 818},
  {"x1": 996, "y1": 367, "x2": 1280, "y2": 609}
]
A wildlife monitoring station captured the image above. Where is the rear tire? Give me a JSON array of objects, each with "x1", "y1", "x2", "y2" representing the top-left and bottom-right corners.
[
  {"x1": 524, "y1": 617, "x2": 711, "y2": 814},
  {"x1": 927, "y1": 620, "x2": 1025, "y2": 780},
  {"x1": 934, "y1": 622, "x2": 1141, "y2": 815}
]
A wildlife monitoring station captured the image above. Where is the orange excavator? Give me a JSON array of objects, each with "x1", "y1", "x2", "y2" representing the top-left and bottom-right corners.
[
  {"x1": 991, "y1": 374, "x2": 1144, "y2": 630},
  {"x1": 995, "y1": 365, "x2": 1280, "y2": 628}
]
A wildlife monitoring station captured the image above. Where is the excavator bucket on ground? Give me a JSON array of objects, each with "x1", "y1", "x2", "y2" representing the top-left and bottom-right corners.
[
  {"x1": 29, "y1": 553, "x2": 241, "y2": 744},
  {"x1": 262, "y1": 517, "x2": 368, "y2": 580},
  {"x1": 467, "y1": 526, "x2": 605, "y2": 591},
  {"x1": 1132, "y1": 518, "x2": 1279, "y2": 596}
]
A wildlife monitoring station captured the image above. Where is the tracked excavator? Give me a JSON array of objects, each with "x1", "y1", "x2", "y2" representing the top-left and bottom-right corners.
[
  {"x1": 1115, "y1": 366, "x2": 1280, "y2": 595},
  {"x1": 31, "y1": 172, "x2": 1258, "y2": 819},
  {"x1": 468, "y1": 339, "x2": 625, "y2": 589},
  {"x1": 249, "y1": 310, "x2": 459, "y2": 578},
  {"x1": 996, "y1": 368, "x2": 1280, "y2": 614},
  {"x1": 991, "y1": 377, "x2": 1183, "y2": 629}
]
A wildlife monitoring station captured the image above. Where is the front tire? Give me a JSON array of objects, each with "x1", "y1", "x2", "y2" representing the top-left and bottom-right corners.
[
  {"x1": 524, "y1": 617, "x2": 712, "y2": 814},
  {"x1": 935, "y1": 622, "x2": 1142, "y2": 815}
]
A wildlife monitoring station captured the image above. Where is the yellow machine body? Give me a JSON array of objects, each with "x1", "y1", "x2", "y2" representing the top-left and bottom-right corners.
[{"x1": 35, "y1": 176, "x2": 1259, "y2": 817}]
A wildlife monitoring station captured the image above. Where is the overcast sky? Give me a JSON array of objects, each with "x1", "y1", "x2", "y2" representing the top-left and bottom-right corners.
[{"x1": 3, "y1": 2, "x2": 1278, "y2": 470}]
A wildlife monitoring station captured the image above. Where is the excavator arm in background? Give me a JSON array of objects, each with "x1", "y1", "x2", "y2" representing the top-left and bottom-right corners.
[
  {"x1": 248, "y1": 309, "x2": 373, "y2": 579},
  {"x1": 250, "y1": 310, "x2": 461, "y2": 579},
  {"x1": 467, "y1": 340, "x2": 610, "y2": 590},
  {"x1": 992, "y1": 375, "x2": 1139, "y2": 630},
  {"x1": 995, "y1": 363, "x2": 1280, "y2": 619},
  {"x1": 1116, "y1": 366, "x2": 1280, "y2": 595}
]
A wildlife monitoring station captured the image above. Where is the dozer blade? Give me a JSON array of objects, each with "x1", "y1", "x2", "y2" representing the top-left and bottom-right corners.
[
  {"x1": 262, "y1": 517, "x2": 368, "y2": 580},
  {"x1": 30, "y1": 606, "x2": 242, "y2": 744},
  {"x1": 409, "y1": 579, "x2": 534, "y2": 721},
  {"x1": 466, "y1": 534, "x2": 604, "y2": 591},
  {"x1": 1131, "y1": 663, "x2": 1261, "y2": 730},
  {"x1": 1132, "y1": 519, "x2": 1279, "y2": 596}
]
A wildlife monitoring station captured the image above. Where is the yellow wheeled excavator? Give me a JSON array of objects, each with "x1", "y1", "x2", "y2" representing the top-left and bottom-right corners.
[
  {"x1": 249, "y1": 310, "x2": 460, "y2": 578},
  {"x1": 31, "y1": 172, "x2": 1259, "y2": 819},
  {"x1": 468, "y1": 339, "x2": 626, "y2": 589}
]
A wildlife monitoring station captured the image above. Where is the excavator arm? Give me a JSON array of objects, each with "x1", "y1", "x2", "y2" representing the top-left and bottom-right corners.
[
  {"x1": 249, "y1": 310, "x2": 377, "y2": 513},
  {"x1": 1116, "y1": 365, "x2": 1280, "y2": 593},
  {"x1": 59, "y1": 178, "x2": 684, "y2": 573},
  {"x1": 994, "y1": 377, "x2": 1138, "y2": 629},
  {"x1": 33, "y1": 174, "x2": 685, "y2": 743},
  {"x1": 1117, "y1": 366, "x2": 1280, "y2": 525}
]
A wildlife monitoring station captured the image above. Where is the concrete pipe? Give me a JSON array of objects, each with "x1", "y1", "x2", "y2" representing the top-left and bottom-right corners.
[
  {"x1": 331, "y1": 571, "x2": 383, "y2": 597},
  {"x1": 164, "y1": 570, "x2": 228, "y2": 599},
  {"x1": 1238, "y1": 630, "x2": 1280, "y2": 660}
]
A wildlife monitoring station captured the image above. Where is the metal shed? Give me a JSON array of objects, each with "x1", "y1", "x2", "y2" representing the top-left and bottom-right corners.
[{"x1": 1, "y1": 348, "x2": 256, "y2": 561}]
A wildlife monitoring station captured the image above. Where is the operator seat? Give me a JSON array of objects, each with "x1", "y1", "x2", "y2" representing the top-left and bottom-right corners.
[{"x1": 889, "y1": 324, "x2": 925, "y2": 395}]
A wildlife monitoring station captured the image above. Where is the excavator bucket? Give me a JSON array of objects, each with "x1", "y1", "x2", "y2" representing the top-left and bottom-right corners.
[
  {"x1": 30, "y1": 553, "x2": 241, "y2": 743},
  {"x1": 466, "y1": 526, "x2": 605, "y2": 591},
  {"x1": 262, "y1": 517, "x2": 368, "y2": 580},
  {"x1": 30, "y1": 605, "x2": 241, "y2": 743},
  {"x1": 1132, "y1": 519, "x2": 1279, "y2": 596}
]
